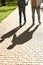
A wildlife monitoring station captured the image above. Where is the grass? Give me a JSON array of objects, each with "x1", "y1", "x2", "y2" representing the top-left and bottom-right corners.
[{"x1": 0, "y1": 0, "x2": 17, "y2": 22}]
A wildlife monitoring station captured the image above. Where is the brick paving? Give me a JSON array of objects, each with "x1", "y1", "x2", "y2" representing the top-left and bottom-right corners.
[{"x1": 0, "y1": 1, "x2": 43, "y2": 65}]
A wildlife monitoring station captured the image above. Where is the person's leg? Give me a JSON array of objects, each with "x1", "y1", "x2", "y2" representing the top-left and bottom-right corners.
[
  {"x1": 23, "y1": 7, "x2": 26, "y2": 25},
  {"x1": 19, "y1": 7, "x2": 22, "y2": 27},
  {"x1": 32, "y1": 6, "x2": 35, "y2": 25},
  {"x1": 36, "y1": 7, "x2": 41, "y2": 24}
]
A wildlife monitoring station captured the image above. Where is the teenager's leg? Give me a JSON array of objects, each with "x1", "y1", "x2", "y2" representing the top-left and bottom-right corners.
[
  {"x1": 23, "y1": 8, "x2": 26, "y2": 25},
  {"x1": 19, "y1": 7, "x2": 22, "y2": 27}
]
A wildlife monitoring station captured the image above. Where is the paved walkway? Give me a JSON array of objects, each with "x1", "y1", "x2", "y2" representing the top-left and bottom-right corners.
[{"x1": 0, "y1": 1, "x2": 43, "y2": 65}]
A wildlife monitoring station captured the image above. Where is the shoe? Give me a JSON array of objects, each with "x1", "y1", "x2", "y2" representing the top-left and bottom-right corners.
[
  {"x1": 39, "y1": 21, "x2": 41, "y2": 25},
  {"x1": 20, "y1": 24, "x2": 22, "y2": 28},
  {"x1": 32, "y1": 22, "x2": 35, "y2": 25},
  {"x1": 23, "y1": 21, "x2": 26, "y2": 25}
]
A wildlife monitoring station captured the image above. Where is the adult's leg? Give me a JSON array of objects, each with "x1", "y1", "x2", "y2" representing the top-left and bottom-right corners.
[
  {"x1": 32, "y1": 6, "x2": 35, "y2": 25},
  {"x1": 36, "y1": 7, "x2": 41, "y2": 24}
]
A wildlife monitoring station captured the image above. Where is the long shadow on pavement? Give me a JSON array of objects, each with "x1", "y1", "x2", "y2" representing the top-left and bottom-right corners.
[
  {"x1": 0, "y1": 26, "x2": 20, "y2": 43},
  {"x1": 7, "y1": 24, "x2": 39, "y2": 50}
]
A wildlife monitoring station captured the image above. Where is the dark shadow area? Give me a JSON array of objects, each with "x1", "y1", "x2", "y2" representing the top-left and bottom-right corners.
[
  {"x1": 7, "y1": 24, "x2": 39, "y2": 50},
  {"x1": 0, "y1": 26, "x2": 21, "y2": 43}
]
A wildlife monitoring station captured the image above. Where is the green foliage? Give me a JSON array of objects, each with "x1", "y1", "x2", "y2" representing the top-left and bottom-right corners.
[{"x1": 0, "y1": 0, "x2": 17, "y2": 22}]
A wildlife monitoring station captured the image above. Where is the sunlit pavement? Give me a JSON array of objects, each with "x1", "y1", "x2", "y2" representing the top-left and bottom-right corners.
[{"x1": 0, "y1": 1, "x2": 43, "y2": 65}]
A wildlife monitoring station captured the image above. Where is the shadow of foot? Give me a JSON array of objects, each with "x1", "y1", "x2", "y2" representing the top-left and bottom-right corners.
[{"x1": 0, "y1": 26, "x2": 21, "y2": 43}]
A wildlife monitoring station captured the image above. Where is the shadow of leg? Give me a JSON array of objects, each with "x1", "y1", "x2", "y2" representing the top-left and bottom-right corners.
[
  {"x1": 0, "y1": 26, "x2": 21, "y2": 43},
  {"x1": 7, "y1": 34, "x2": 17, "y2": 50}
]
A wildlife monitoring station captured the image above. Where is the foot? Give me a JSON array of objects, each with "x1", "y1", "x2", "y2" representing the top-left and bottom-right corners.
[
  {"x1": 23, "y1": 21, "x2": 26, "y2": 25},
  {"x1": 39, "y1": 21, "x2": 41, "y2": 25},
  {"x1": 32, "y1": 22, "x2": 35, "y2": 25},
  {"x1": 20, "y1": 24, "x2": 22, "y2": 28}
]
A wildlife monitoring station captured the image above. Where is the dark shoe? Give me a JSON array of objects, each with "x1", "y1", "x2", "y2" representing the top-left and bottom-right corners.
[
  {"x1": 20, "y1": 24, "x2": 22, "y2": 28},
  {"x1": 32, "y1": 22, "x2": 35, "y2": 25},
  {"x1": 23, "y1": 21, "x2": 26, "y2": 25},
  {"x1": 39, "y1": 21, "x2": 41, "y2": 25}
]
